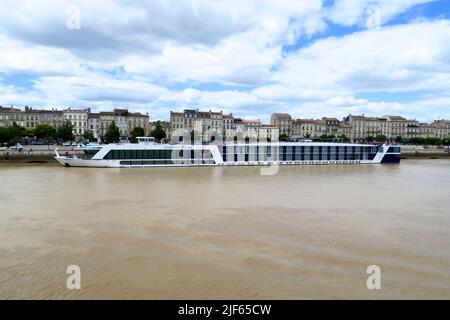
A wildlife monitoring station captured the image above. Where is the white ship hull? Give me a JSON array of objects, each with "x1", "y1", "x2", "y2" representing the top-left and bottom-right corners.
[{"x1": 55, "y1": 141, "x2": 400, "y2": 168}]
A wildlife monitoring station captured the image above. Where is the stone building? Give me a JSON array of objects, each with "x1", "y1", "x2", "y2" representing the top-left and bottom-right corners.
[
  {"x1": 63, "y1": 108, "x2": 90, "y2": 136},
  {"x1": 98, "y1": 109, "x2": 149, "y2": 139},
  {"x1": 291, "y1": 119, "x2": 327, "y2": 140},
  {"x1": 170, "y1": 109, "x2": 232, "y2": 140},
  {"x1": 270, "y1": 113, "x2": 292, "y2": 136},
  {"x1": 0, "y1": 106, "x2": 24, "y2": 127}
]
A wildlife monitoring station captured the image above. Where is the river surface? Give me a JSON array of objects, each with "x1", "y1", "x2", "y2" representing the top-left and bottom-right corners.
[{"x1": 0, "y1": 160, "x2": 449, "y2": 299}]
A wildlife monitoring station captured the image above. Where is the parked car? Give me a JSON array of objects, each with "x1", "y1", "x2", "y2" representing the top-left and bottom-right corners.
[
  {"x1": 9, "y1": 143, "x2": 23, "y2": 151},
  {"x1": 62, "y1": 141, "x2": 72, "y2": 146},
  {"x1": 30, "y1": 141, "x2": 45, "y2": 145}
]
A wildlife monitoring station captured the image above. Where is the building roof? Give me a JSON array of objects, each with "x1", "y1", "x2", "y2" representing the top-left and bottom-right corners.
[
  {"x1": 271, "y1": 113, "x2": 292, "y2": 117},
  {"x1": 382, "y1": 115, "x2": 407, "y2": 121},
  {"x1": 243, "y1": 119, "x2": 261, "y2": 123},
  {"x1": 38, "y1": 109, "x2": 63, "y2": 114},
  {"x1": 63, "y1": 108, "x2": 90, "y2": 113},
  {"x1": 114, "y1": 108, "x2": 129, "y2": 115},
  {"x1": 348, "y1": 114, "x2": 378, "y2": 121},
  {"x1": 292, "y1": 118, "x2": 315, "y2": 124},
  {"x1": 130, "y1": 112, "x2": 148, "y2": 117},
  {"x1": 0, "y1": 106, "x2": 21, "y2": 113}
]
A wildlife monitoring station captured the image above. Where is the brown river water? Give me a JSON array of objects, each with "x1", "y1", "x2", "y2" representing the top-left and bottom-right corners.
[{"x1": 0, "y1": 160, "x2": 449, "y2": 299}]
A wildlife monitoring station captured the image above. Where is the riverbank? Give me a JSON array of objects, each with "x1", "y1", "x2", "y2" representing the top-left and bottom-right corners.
[
  {"x1": 0, "y1": 151, "x2": 82, "y2": 163},
  {"x1": 400, "y1": 145, "x2": 450, "y2": 159}
]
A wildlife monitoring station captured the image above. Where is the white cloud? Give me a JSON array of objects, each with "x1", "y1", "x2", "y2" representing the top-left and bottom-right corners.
[
  {"x1": 0, "y1": 0, "x2": 448, "y2": 123},
  {"x1": 273, "y1": 20, "x2": 450, "y2": 93},
  {"x1": 0, "y1": 35, "x2": 84, "y2": 75}
]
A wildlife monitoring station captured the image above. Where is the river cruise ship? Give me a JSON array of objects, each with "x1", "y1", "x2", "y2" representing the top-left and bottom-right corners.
[{"x1": 55, "y1": 137, "x2": 401, "y2": 168}]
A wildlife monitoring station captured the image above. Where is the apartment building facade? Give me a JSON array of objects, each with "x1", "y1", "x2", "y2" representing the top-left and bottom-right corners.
[
  {"x1": 98, "y1": 109, "x2": 149, "y2": 139},
  {"x1": 63, "y1": 108, "x2": 90, "y2": 136},
  {"x1": 0, "y1": 106, "x2": 25, "y2": 127},
  {"x1": 270, "y1": 113, "x2": 292, "y2": 136},
  {"x1": 170, "y1": 110, "x2": 279, "y2": 142}
]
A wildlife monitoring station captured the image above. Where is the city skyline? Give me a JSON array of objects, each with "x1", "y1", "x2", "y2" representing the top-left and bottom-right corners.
[
  {"x1": 1, "y1": 105, "x2": 448, "y2": 143},
  {"x1": 1, "y1": 1, "x2": 450, "y2": 123}
]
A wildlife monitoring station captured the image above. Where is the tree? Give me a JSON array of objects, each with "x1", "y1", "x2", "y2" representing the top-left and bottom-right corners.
[
  {"x1": 150, "y1": 121, "x2": 166, "y2": 143},
  {"x1": 130, "y1": 127, "x2": 145, "y2": 143},
  {"x1": 411, "y1": 137, "x2": 425, "y2": 145},
  {"x1": 279, "y1": 133, "x2": 289, "y2": 142},
  {"x1": 338, "y1": 134, "x2": 350, "y2": 142},
  {"x1": 83, "y1": 129, "x2": 94, "y2": 142},
  {"x1": 0, "y1": 126, "x2": 12, "y2": 144},
  {"x1": 0, "y1": 122, "x2": 24, "y2": 144},
  {"x1": 57, "y1": 120, "x2": 75, "y2": 142},
  {"x1": 426, "y1": 137, "x2": 442, "y2": 145},
  {"x1": 375, "y1": 135, "x2": 387, "y2": 143},
  {"x1": 33, "y1": 124, "x2": 57, "y2": 143},
  {"x1": 105, "y1": 121, "x2": 120, "y2": 144},
  {"x1": 304, "y1": 133, "x2": 311, "y2": 139},
  {"x1": 443, "y1": 138, "x2": 450, "y2": 146}
]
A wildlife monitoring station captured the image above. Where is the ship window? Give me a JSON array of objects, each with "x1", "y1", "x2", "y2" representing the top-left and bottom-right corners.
[{"x1": 388, "y1": 147, "x2": 400, "y2": 153}]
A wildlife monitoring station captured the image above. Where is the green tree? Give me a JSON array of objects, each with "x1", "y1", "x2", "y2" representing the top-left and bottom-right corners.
[
  {"x1": 442, "y1": 138, "x2": 449, "y2": 146},
  {"x1": 395, "y1": 136, "x2": 403, "y2": 143},
  {"x1": 130, "y1": 127, "x2": 145, "y2": 143},
  {"x1": 304, "y1": 133, "x2": 311, "y2": 139},
  {"x1": 150, "y1": 121, "x2": 167, "y2": 143},
  {"x1": 0, "y1": 122, "x2": 24, "y2": 144},
  {"x1": 0, "y1": 126, "x2": 10, "y2": 144},
  {"x1": 410, "y1": 137, "x2": 425, "y2": 145},
  {"x1": 338, "y1": 134, "x2": 350, "y2": 142},
  {"x1": 105, "y1": 121, "x2": 120, "y2": 144},
  {"x1": 33, "y1": 124, "x2": 57, "y2": 143},
  {"x1": 426, "y1": 137, "x2": 442, "y2": 145},
  {"x1": 56, "y1": 120, "x2": 75, "y2": 142},
  {"x1": 83, "y1": 129, "x2": 94, "y2": 142},
  {"x1": 279, "y1": 133, "x2": 289, "y2": 142},
  {"x1": 375, "y1": 135, "x2": 387, "y2": 143}
]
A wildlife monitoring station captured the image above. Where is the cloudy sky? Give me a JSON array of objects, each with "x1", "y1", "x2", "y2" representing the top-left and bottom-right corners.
[{"x1": 0, "y1": 0, "x2": 449, "y2": 122}]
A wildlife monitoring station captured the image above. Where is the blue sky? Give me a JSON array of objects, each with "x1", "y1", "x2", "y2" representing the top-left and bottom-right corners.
[{"x1": 0, "y1": 0, "x2": 450, "y2": 123}]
